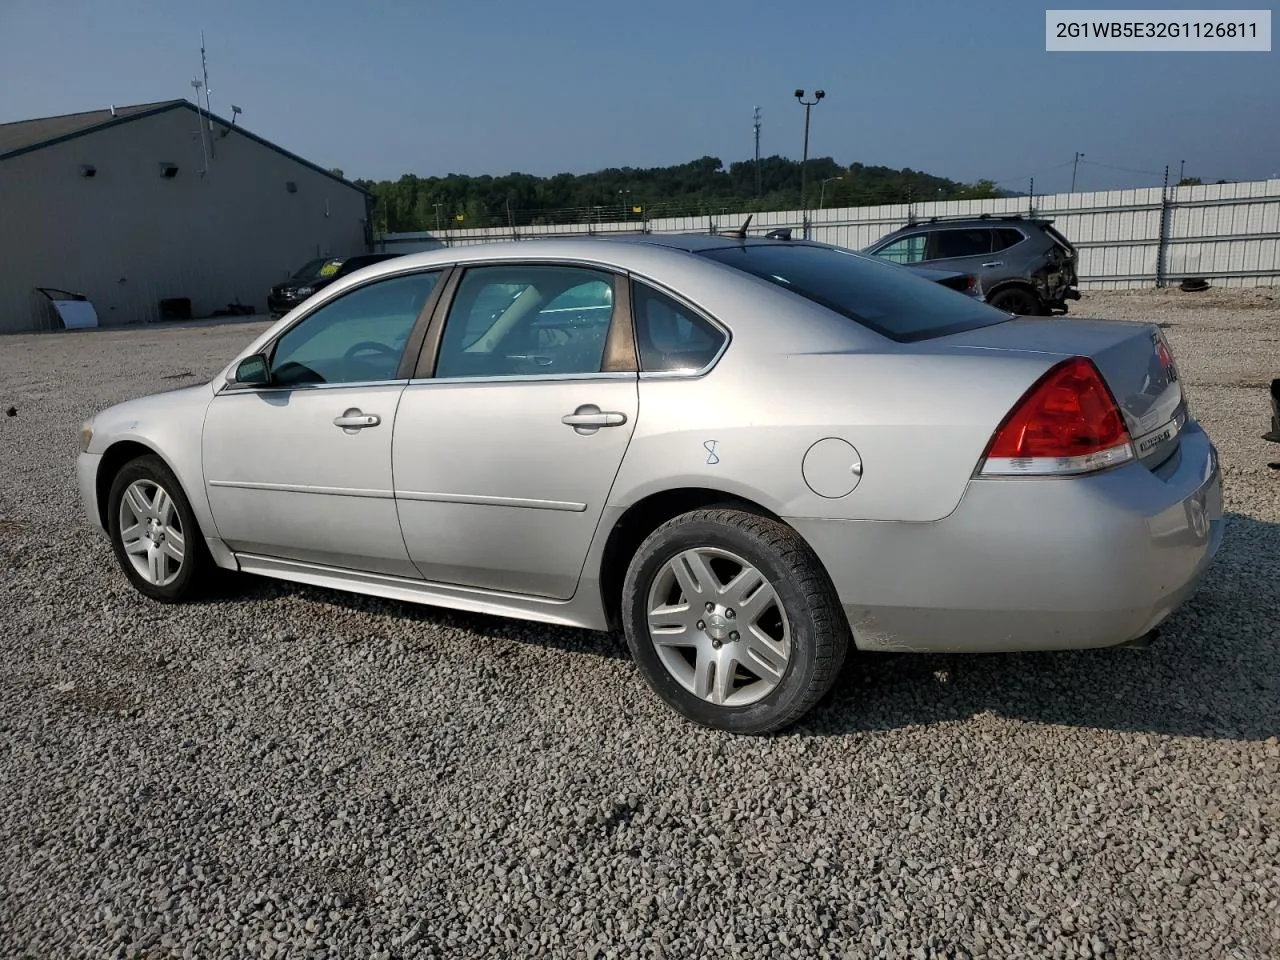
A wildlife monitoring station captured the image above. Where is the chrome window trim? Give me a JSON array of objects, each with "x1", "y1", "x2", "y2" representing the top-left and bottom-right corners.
[
  {"x1": 406, "y1": 371, "x2": 635, "y2": 387},
  {"x1": 218, "y1": 378, "x2": 410, "y2": 396}
]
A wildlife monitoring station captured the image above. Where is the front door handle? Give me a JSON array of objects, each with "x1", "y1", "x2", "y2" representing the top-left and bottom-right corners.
[
  {"x1": 334, "y1": 409, "x2": 381, "y2": 430},
  {"x1": 562, "y1": 404, "x2": 628, "y2": 435},
  {"x1": 981, "y1": 261, "x2": 1004, "y2": 269}
]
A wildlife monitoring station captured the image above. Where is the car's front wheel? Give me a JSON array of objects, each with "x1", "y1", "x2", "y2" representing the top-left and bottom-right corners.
[
  {"x1": 621, "y1": 507, "x2": 850, "y2": 734},
  {"x1": 107, "y1": 455, "x2": 212, "y2": 602}
]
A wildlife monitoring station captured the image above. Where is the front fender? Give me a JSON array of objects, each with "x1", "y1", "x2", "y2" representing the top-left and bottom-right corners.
[{"x1": 85, "y1": 383, "x2": 222, "y2": 552}]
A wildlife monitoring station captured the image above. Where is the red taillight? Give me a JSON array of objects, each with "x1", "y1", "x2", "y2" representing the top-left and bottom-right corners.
[
  {"x1": 979, "y1": 357, "x2": 1134, "y2": 477},
  {"x1": 1154, "y1": 329, "x2": 1180, "y2": 383}
]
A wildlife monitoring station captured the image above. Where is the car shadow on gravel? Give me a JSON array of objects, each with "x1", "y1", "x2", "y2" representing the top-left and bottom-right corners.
[
  {"x1": 189, "y1": 514, "x2": 1276, "y2": 741},
  {"x1": 193, "y1": 576, "x2": 630, "y2": 660},
  {"x1": 809, "y1": 512, "x2": 1279, "y2": 743}
]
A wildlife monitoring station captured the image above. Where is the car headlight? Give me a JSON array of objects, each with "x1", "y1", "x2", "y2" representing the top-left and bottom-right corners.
[
  {"x1": 79, "y1": 421, "x2": 94, "y2": 453},
  {"x1": 295, "y1": 286, "x2": 314, "y2": 296}
]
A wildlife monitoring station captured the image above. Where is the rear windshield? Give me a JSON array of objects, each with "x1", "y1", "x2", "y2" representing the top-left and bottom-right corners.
[{"x1": 699, "y1": 243, "x2": 1012, "y2": 342}]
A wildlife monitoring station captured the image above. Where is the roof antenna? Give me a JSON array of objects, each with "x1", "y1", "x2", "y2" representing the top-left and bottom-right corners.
[
  {"x1": 199, "y1": 30, "x2": 215, "y2": 158},
  {"x1": 733, "y1": 213, "x2": 754, "y2": 239}
]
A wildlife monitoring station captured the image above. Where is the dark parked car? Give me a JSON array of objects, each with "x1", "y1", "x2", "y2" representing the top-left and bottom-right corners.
[
  {"x1": 1265, "y1": 378, "x2": 1280, "y2": 444},
  {"x1": 759, "y1": 227, "x2": 982, "y2": 298},
  {"x1": 864, "y1": 214, "x2": 1080, "y2": 316},
  {"x1": 905, "y1": 264, "x2": 983, "y2": 299},
  {"x1": 267, "y1": 253, "x2": 404, "y2": 317}
]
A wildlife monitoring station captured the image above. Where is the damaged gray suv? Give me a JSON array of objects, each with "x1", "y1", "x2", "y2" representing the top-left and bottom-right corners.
[{"x1": 865, "y1": 214, "x2": 1081, "y2": 316}]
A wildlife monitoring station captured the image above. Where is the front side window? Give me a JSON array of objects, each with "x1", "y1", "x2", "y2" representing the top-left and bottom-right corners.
[
  {"x1": 434, "y1": 265, "x2": 617, "y2": 379},
  {"x1": 631, "y1": 282, "x2": 726, "y2": 373},
  {"x1": 871, "y1": 233, "x2": 927, "y2": 264},
  {"x1": 269, "y1": 271, "x2": 440, "y2": 386},
  {"x1": 700, "y1": 243, "x2": 1011, "y2": 343}
]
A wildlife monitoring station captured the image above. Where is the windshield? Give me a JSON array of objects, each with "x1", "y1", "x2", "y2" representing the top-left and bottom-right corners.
[
  {"x1": 291, "y1": 257, "x2": 344, "y2": 281},
  {"x1": 699, "y1": 243, "x2": 1011, "y2": 342}
]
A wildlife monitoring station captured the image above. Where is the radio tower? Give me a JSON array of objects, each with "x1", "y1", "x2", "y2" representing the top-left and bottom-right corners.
[{"x1": 200, "y1": 31, "x2": 215, "y2": 157}]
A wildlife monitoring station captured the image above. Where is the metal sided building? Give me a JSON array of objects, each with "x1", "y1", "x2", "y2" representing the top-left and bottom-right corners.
[{"x1": 0, "y1": 99, "x2": 370, "y2": 333}]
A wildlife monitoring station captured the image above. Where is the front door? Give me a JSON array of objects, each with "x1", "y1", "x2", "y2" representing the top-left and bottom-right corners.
[
  {"x1": 203, "y1": 269, "x2": 443, "y2": 577},
  {"x1": 392, "y1": 264, "x2": 638, "y2": 599}
]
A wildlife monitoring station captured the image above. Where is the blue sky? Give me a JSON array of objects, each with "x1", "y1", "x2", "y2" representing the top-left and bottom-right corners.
[{"x1": 1, "y1": 0, "x2": 1276, "y2": 191}]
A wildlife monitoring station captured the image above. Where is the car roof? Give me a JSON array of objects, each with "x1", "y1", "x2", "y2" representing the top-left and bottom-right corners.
[
  {"x1": 883, "y1": 217, "x2": 1049, "y2": 235},
  {"x1": 597, "y1": 233, "x2": 821, "y2": 253}
]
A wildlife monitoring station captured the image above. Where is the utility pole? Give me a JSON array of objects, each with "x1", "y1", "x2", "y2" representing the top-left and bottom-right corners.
[
  {"x1": 753, "y1": 106, "x2": 762, "y2": 198},
  {"x1": 190, "y1": 78, "x2": 209, "y2": 175},
  {"x1": 1179, "y1": 159, "x2": 1186, "y2": 183},
  {"x1": 794, "y1": 89, "x2": 826, "y2": 238},
  {"x1": 1071, "y1": 151, "x2": 1085, "y2": 192}
]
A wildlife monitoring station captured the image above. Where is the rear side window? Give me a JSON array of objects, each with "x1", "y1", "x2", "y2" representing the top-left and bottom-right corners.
[
  {"x1": 632, "y1": 282, "x2": 726, "y2": 373},
  {"x1": 434, "y1": 265, "x2": 617, "y2": 378},
  {"x1": 700, "y1": 243, "x2": 1011, "y2": 343},
  {"x1": 993, "y1": 228, "x2": 1025, "y2": 252},
  {"x1": 929, "y1": 229, "x2": 993, "y2": 259}
]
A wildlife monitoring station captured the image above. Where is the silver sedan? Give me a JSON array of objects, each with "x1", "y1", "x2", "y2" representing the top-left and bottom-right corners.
[{"x1": 76, "y1": 234, "x2": 1224, "y2": 733}]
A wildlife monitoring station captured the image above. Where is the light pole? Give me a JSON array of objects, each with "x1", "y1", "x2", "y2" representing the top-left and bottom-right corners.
[
  {"x1": 819, "y1": 176, "x2": 843, "y2": 209},
  {"x1": 794, "y1": 88, "x2": 825, "y2": 237},
  {"x1": 753, "y1": 106, "x2": 762, "y2": 198},
  {"x1": 1071, "y1": 151, "x2": 1085, "y2": 192}
]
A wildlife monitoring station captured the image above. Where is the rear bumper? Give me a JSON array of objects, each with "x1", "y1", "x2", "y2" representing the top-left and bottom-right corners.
[{"x1": 789, "y1": 422, "x2": 1223, "y2": 653}]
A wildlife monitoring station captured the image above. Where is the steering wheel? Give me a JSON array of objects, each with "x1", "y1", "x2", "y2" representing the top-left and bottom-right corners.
[{"x1": 343, "y1": 340, "x2": 399, "y2": 362}]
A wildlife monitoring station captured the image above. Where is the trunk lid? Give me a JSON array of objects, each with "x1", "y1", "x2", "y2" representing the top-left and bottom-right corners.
[{"x1": 932, "y1": 316, "x2": 1186, "y2": 468}]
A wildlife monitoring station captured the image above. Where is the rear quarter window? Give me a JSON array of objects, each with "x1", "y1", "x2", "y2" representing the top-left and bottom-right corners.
[{"x1": 700, "y1": 243, "x2": 1012, "y2": 343}]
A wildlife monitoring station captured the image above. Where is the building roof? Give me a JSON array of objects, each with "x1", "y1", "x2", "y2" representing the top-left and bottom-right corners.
[
  {"x1": 0, "y1": 99, "x2": 367, "y2": 195},
  {"x1": 0, "y1": 100, "x2": 182, "y2": 158}
]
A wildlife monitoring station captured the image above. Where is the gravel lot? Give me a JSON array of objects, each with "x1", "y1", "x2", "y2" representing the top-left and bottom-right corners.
[{"x1": 1, "y1": 289, "x2": 1278, "y2": 960}]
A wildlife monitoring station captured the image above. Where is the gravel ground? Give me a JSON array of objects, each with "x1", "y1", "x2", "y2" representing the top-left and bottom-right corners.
[{"x1": 1, "y1": 290, "x2": 1278, "y2": 960}]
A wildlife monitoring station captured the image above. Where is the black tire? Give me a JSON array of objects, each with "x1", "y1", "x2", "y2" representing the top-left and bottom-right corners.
[
  {"x1": 106, "y1": 454, "x2": 213, "y2": 603},
  {"x1": 621, "y1": 507, "x2": 850, "y2": 734},
  {"x1": 988, "y1": 286, "x2": 1043, "y2": 316}
]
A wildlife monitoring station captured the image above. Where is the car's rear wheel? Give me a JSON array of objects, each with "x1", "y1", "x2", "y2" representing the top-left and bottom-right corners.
[
  {"x1": 621, "y1": 507, "x2": 850, "y2": 734},
  {"x1": 988, "y1": 286, "x2": 1043, "y2": 316},
  {"x1": 107, "y1": 455, "x2": 212, "y2": 602}
]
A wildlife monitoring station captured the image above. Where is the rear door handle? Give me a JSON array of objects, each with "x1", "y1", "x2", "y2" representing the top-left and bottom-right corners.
[
  {"x1": 333, "y1": 410, "x2": 381, "y2": 430},
  {"x1": 562, "y1": 412, "x2": 627, "y2": 427},
  {"x1": 562, "y1": 403, "x2": 628, "y2": 434},
  {"x1": 981, "y1": 261, "x2": 1004, "y2": 268}
]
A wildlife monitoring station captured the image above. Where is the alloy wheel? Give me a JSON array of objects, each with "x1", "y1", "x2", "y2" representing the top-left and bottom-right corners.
[
  {"x1": 117, "y1": 479, "x2": 186, "y2": 587},
  {"x1": 645, "y1": 547, "x2": 792, "y2": 707}
]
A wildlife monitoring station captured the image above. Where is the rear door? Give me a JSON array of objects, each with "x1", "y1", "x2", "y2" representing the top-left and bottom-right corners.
[
  {"x1": 391, "y1": 263, "x2": 639, "y2": 599},
  {"x1": 924, "y1": 227, "x2": 996, "y2": 271}
]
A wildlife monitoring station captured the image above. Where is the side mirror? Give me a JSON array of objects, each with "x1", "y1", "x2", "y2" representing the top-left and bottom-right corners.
[{"x1": 232, "y1": 354, "x2": 271, "y2": 386}]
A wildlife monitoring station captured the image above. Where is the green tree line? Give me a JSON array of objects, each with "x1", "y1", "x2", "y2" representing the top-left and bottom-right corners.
[{"x1": 350, "y1": 155, "x2": 1001, "y2": 233}]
